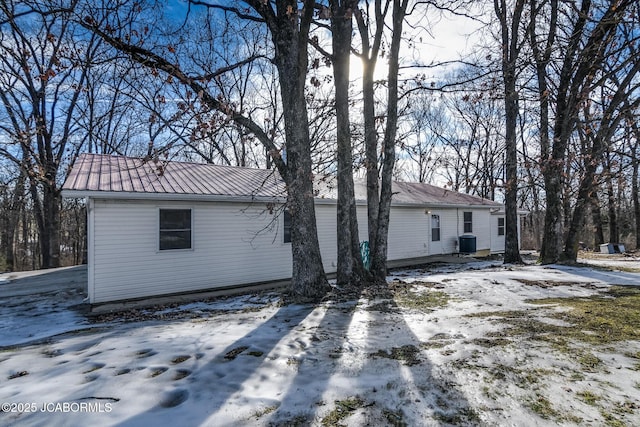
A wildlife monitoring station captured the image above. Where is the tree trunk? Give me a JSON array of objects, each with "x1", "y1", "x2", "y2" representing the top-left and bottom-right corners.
[
  {"x1": 331, "y1": 0, "x2": 367, "y2": 286},
  {"x1": 273, "y1": 1, "x2": 330, "y2": 300},
  {"x1": 605, "y1": 169, "x2": 619, "y2": 243},
  {"x1": 354, "y1": 6, "x2": 382, "y2": 265},
  {"x1": 591, "y1": 193, "x2": 605, "y2": 249},
  {"x1": 43, "y1": 183, "x2": 61, "y2": 269},
  {"x1": 4, "y1": 171, "x2": 26, "y2": 271},
  {"x1": 564, "y1": 159, "x2": 599, "y2": 262},
  {"x1": 370, "y1": 0, "x2": 407, "y2": 281},
  {"x1": 495, "y1": 0, "x2": 525, "y2": 264},
  {"x1": 633, "y1": 153, "x2": 640, "y2": 249}
]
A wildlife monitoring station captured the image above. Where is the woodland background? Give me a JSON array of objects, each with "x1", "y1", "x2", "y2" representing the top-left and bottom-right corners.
[{"x1": 0, "y1": 0, "x2": 638, "y2": 274}]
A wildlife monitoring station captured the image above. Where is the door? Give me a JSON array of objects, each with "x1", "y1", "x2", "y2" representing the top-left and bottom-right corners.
[{"x1": 429, "y1": 213, "x2": 443, "y2": 255}]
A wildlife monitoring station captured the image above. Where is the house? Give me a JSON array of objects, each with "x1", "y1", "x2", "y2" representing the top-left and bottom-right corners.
[{"x1": 62, "y1": 154, "x2": 517, "y2": 306}]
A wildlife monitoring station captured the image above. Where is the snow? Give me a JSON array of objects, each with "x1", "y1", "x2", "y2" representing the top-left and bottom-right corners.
[{"x1": 0, "y1": 256, "x2": 639, "y2": 426}]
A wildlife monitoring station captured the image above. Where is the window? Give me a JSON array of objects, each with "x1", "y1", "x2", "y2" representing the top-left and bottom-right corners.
[
  {"x1": 431, "y1": 214, "x2": 441, "y2": 242},
  {"x1": 498, "y1": 217, "x2": 505, "y2": 236},
  {"x1": 463, "y1": 211, "x2": 473, "y2": 233},
  {"x1": 283, "y1": 210, "x2": 291, "y2": 243},
  {"x1": 159, "y1": 209, "x2": 192, "y2": 250}
]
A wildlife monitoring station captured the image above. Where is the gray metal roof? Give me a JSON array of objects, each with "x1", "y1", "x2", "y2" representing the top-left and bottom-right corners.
[
  {"x1": 63, "y1": 153, "x2": 502, "y2": 208},
  {"x1": 63, "y1": 153, "x2": 286, "y2": 199}
]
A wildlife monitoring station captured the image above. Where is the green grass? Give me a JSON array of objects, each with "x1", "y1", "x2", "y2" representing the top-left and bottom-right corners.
[
  {"x1": 529, "y1": 286, "x2": 640, "y2": 344},
  {"x1": 370, "y1": 345, "x2": 421, "y2": 366},
  {"x1": 469, "y1": 287, "x2": 640, "y2": 347},
  {"x1": 577, "y1": 390, "x2": 602, "y2": 406},
  {"x1": 525, "y1": 392, "x2": 582, "y2": 423},
  {"x1": 321, "y1": 397, "x2": 364, "y2": 426},
  {"x1": 393, "y1": 290, "x2": 450, "y2": 311}
]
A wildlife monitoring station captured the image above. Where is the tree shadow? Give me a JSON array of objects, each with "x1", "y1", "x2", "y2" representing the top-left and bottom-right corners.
[
  {"x1": 114, "y1": 302, "x2": 318, "y2": 426},
  {"x1": 2, "y1": 278, "x2": 476, "y2": 426},
  {"x1": 265, "y1": 282, "x2": 476, "y2": 425}
]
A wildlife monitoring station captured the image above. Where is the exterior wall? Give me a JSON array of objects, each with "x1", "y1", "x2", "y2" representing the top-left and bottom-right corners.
[
  {"x1": 88, "y1": 198, "x2": 504, "y2": 304},
  {"x1": 90, "y1": 199, "x2": 295, "y2": 303},
  {"x1": 387, "y1": 207, "x2": 430, "y2": 260},
  {"x1": 490, "y1": 214, "x2": 506, "y2": 254}
]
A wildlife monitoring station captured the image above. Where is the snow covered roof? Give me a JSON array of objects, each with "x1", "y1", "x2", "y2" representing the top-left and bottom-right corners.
[{"x1": 63, "y1": 153, "x2": 502, "y2": 208}]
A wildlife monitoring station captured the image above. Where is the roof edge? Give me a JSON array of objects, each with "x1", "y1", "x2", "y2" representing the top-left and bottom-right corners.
[{"x1": 63, "y1": 189, "x2": 504, "y2": 209}]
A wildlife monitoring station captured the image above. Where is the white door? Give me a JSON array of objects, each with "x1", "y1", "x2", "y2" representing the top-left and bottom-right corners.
[{"x1": 429, "y1": 213, "x2": 443, "y2": 255}]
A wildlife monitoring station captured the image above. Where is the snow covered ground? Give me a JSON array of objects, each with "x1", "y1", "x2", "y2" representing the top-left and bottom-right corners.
[{"x1": 0, "y1": 255, "x2": 639, "y2": 426}]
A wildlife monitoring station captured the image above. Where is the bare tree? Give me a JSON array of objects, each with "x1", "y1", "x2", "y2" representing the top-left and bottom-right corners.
[
  {"x1": 533, "y1": 0, "x2": 636, "y2": 264},
  {"x1": 0, "y1": 0, "x2": 100, "y2": 268},
  {"x1": 81, "y1": 0, "x2": 331, "y2": 300},
  {"x1": 324, "y1": 0, "x2": 368, "y2": 286},
  {"x1": 493, "y1": 0, "x2": 525, "y2": 263}
]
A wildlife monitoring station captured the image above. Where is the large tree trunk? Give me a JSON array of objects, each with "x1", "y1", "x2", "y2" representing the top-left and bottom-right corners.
[
  {"x1": 4, "y1": 171, "x2": 26, "y2": 271},
  {"x1": 354, "y1": 6, "x2": 382, "y2": 266},
  {"x1": 605, "y1": 168, "x2": 619, "y2": 243},
  {"x1": 633, "y1": 154, "x2": 640, "y2": 249},
  {"x1": 538, "y1": 0, "x2": 634, "y2": 263},
  {"x1": 564, "y1": 158, "x2": 599, "y2": 261},
  {"x1": 591, "y1": 193, "x2": 605, "y2": 249},
  {"x1": 495, "y1": 0, "x2": 525, "y2": 264},
  {"x1": 273, "y1": 1, "x2": 330, "y2": 301},
  {"x1": 331, "y1": 0, "x2": 367, "y2": 286},
  {"x1": 43, "y1": 186, "x2": 61, "y2": 269},
  {"x1": 370, "y1": 0, "x2": 407, "y2": 281}
]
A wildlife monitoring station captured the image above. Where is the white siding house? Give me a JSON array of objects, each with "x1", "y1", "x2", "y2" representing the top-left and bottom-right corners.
[{"x1": 63, "y1": 154, "x2": 516, "y2": 305}]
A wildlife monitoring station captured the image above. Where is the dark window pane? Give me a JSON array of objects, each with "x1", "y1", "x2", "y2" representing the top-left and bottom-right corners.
[
  {"x1": 498, "y1": 217, "x2": 505, "y2": 236},
  {"x1": 159, "y1": 209, "x2": 191, "y2": 250},
  {"x1": 431, "y1": 214, "x2": 440, "y2": 241},
  {"x1": 283, "y1": 210, "x2": 291, "y2": 243},
  {"x1": 160, "y1": 209, "x2": 191, "y2": 230},
  {"x1": 160, "y1": 230, "x2": 192, "y2": 250},
  {"x1": 463, "y1": 211, "x2": 472, "y2": 233}
]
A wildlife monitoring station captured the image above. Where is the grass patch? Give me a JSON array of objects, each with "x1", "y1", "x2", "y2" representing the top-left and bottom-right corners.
[
  {"x1": 393, "y1": 289, "x2": 449, "y2": 311},
  {"x1": 383, "y1": 409, "x2": 406, "y2": 426},
  {"x1": 529, "y1": 286, "x2": 640, "y2": 344},
  {"x1": 518, "y1": 279, "x2": 580, "y2": 288},
  {"x1": 469, "y1": 337, "x2": 511, "y2": 348},
  {"x1": 253, "y1": 405, "x2": 278, "y2": 419},
  {"x1": 370, "y1": 345, "x2": 421, "y2": 366},
  {"x1": 526, "y1": 393, "x2": 561, "y2": 420},
  {"x1": 433, "y1": 408, "x2": 481, "y2": 425},
  {"x1": 600, "y1": 410, "x2": 626, "y2": 427},
  {"x1": 577, "y1": 352, "x2": 604, "y2": 372},
  {"x1": 223, "y1": 346, "x2": 249, "y2": 360},
  {"x1": 321, "y1": 397, "x2": 364, "y2": 426},
  {"x1": 148, "y1": 366, "x2": 168, "y2": 378},
  {"x1": 486, "y1": 364, "x2": 552, "y2": 388},
  {"x1": 577, "y1": 390, "x2": 602, "y2": 406},
  {"x1": 471, "y1": 287, "x2": 640, "y2": 352}
]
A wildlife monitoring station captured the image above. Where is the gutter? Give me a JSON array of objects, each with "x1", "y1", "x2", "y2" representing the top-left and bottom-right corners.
[{"x1": 63, "y1": 189, "x2": 504, "y2": 210}]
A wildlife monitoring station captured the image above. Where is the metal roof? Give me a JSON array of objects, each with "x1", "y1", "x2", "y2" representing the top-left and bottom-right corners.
[{"x1": 63, "y1": 153, "x2": 503, "y2": 208}]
